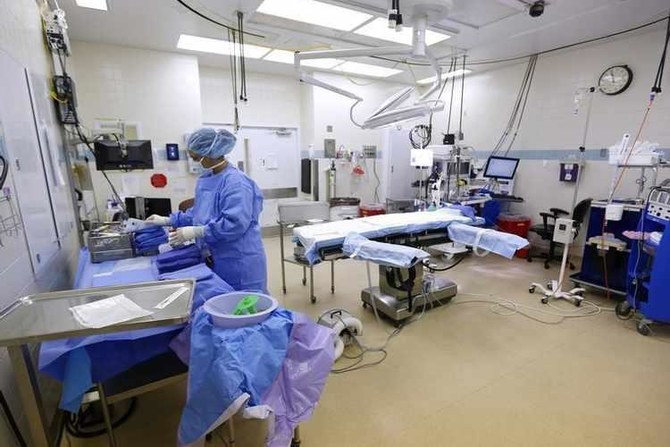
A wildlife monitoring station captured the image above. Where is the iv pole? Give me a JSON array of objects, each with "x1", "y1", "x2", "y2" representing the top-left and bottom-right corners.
[{"x1": 570, "y1": 87, "x2": 595, "y2": 211}]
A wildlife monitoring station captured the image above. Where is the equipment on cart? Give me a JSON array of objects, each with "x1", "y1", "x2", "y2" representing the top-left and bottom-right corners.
[
  {"x1": 87, "y1": 223, "x2": 135, "y2": 263},
  {"x1": 317, "y1": 309, "x2": 363, "y2": 360},
  {"x1": 615, "y1": 185, "x2": 670, "y2": 335},
  {"x1": 529, "y1": 218, "x2": 586, "y2": 306}
]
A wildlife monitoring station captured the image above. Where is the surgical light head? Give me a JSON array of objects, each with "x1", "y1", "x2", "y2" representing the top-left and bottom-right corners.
[
  {"x1": 294, "y1": 2, "x2": 451, "y2": 129},
  {"x1": 187, "y1": 128, "x2": 236, "y2": 159}
]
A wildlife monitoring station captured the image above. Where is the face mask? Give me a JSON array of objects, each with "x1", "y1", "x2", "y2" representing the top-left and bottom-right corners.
[{"x1": 200, "y1": 158, "x2": 227, "y2": 171}]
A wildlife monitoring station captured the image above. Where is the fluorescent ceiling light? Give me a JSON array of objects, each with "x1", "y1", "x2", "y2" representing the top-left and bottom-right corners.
[
  {"x1": 262, "y1": 49, "x2": 295, "y2": 64},
  {"x1": 302, "y1": 58, "x2": 343, "y2": 69},
  {"x1": 75, "y1": 0, "x2": 108, "y2": 11},
  {"x1": 354, "y1": 18, "x2": 450, "y2": 46},
  {"x1": 334, "y1": 61, "x2": 402, "y2": 78},
  {"x1": 417, "y1": 69, "x2": 472, "y2": 85},
  {"x1": 263, "y1": 49, "x2": 342, "y2": 69},
  {"x1": 257, "y1": 0, "x2": 372, "y2": 32},
  {"x1": 177, "y1": 35, "x2": 271, "y2": 59}
]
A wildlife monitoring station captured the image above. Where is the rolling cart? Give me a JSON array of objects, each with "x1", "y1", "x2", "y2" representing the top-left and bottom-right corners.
[{"x1": 616, "y1": 187, "x2": 670, "y2": 335}]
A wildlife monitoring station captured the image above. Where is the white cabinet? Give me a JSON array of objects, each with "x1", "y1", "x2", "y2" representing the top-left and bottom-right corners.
[{"x1": 0, "y1": 51, "x2": 60, "y2": 272}]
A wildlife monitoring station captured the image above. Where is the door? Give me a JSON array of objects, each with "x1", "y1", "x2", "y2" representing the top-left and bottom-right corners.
[
  {"x1": 385, "y1": 127, "x2": 415, "y2": 200},
  {"x1": 208, "y1": 125, "x2": 300, "y2": 227}
]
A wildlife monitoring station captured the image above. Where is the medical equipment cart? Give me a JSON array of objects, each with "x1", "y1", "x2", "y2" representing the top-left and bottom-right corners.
[
  {"x1": 278, "y1": 202, "x2": 339, "y2": 303},
  {"x1": 616, "y1": 188, "x2": 670, "y2": 335},
  {"x1": 570, "y1": 200, "x2": 643, "y2": 295},
  {"x1": 0, "y1": 280, "x2": 195, "y2": 447}
]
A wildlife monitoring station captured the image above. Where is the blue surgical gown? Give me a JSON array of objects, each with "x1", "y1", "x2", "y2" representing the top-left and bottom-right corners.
[{"x1": 170, "y1": 165, "x2": 267, "y2": 292}]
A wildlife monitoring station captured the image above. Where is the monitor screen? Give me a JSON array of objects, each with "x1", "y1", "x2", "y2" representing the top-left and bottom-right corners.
[
  {"x1": 446, "y1": 160, "x2": 471, "y2": 176},
  {"x1": 483, "y1": 156, "x2": 520, "y2": 180},
  {"x1": 94, "y1": 139, "x2": 153, "y2": 171}
]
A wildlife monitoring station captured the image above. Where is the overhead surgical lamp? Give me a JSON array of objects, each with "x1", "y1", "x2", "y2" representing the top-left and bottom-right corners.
[{"x1": 295, "y1": 2, "x2": 450, "y2": 129}]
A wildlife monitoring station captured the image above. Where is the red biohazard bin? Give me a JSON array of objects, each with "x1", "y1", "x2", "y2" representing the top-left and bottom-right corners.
[
  {"x1": 496, "y1": 214, "x2": 531, "y2": 258},
  {"x1": 359, "y1": 203, "x2": 386, "y2": 217}
]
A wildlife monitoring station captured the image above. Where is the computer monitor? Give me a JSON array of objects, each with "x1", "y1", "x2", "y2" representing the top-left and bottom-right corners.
[
  {"x1": 483, "y1": 156, "x2": 520, "y2": 180},
  {"x1": 94, "y1": 139, "x2": 153, "y2": 171},
  {"x1": 125, "y1": 197, "x2": 172, "y2": 220},
  {"x1": 446, "y1": 160, "x2": 471, "y2": 176}
]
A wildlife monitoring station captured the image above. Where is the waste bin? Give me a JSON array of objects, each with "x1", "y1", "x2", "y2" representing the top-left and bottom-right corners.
[{"x1": 496, "y1": 214, "x2": 531, "y2": 258}]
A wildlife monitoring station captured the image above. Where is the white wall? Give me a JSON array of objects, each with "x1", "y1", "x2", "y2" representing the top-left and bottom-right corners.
[
  {"x1": 199, "y1": 67, "x2": 404, "y2": 208},
  {"x1": 0, "y1": 0, "x2": 80, "y2": 444},
  {"x1": 306, "y1": 73, "x2": 408, "y2": 204},
  {"x1": 429, "y1": 26, "x2": 670, "y2": 221},
  {"x1": 70, "y1": 41, "x2": 203, "y2": 213},
  {"x1": 200, "y1": 66, "x2": 301, "y2": 128}
]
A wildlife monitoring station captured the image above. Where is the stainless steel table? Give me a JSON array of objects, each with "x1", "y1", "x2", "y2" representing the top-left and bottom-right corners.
[{"x1": 0, "y1": 279, "x2": 195, "y2": 447}]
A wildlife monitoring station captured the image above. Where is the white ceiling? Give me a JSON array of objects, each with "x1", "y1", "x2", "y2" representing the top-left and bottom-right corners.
[{"x1": 60, "y1": 0, "x2": 670, "y2": 82}]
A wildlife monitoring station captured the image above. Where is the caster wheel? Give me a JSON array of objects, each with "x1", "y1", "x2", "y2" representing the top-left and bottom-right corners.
[
  {"x1": 546, "y1": 282, "x2": 553, "y2": 290},
  {"x1": 282, "y1": 287, "x2": 287, "y2": 294},
  {"x1": 529, "y1": 286, "x2": 535, "y2": 294},
  {"x1": 310, "y1": 295, "x2": 317, "y2": 304},
  {"x1": 331, "y1": 288, "x2": 335, "y2": 294},
  {"x1": 637, "y1": 322, "x2": 651, "y2": 336},
  {"x1": 615, "y1": 301, "x2": 633, "y2": 319},
  {"x1": 302, "y1": 278, "x2": 307, "y2": 286},
  {"x1": 544, "y1": 263, "x2": 550, "y2": 270},
  {"x1": 541, "y1": 297, "x2": 549, "y2": 304},
  {"x1": 362, "y1": 302, "x2": 368, "y2": 309},
  {"x1": 574, "y1": 300, "x2": 582, "y2": 307}
]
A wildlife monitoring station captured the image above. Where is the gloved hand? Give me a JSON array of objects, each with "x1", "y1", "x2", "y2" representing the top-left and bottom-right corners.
[
  {"x1": 145, "y1": 215, "x2": 171, "y2": 226},
  {"x1": 169, "y1": 226, "x2": 205, "y2": 247}
]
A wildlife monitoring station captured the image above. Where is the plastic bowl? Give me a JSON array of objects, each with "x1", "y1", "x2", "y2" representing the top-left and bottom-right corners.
[{"x1": 203, "y1": 292, "x2": 278, "y2": 329}]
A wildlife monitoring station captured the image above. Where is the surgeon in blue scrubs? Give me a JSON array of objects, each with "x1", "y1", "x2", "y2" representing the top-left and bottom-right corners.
[{"x1": 146, "y1": 128, "x2": 267, "y2": 292}]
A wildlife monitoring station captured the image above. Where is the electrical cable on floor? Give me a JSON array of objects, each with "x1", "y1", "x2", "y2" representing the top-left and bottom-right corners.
[
  {"x1": 454, "y1": 293, "x2": 607, "y2": 325},
  {"x1": 66, "y1": 397, "x2": 137, "y2": 438}
]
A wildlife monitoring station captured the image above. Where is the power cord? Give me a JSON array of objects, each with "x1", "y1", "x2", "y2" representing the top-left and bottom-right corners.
[
  {"x1": 453, "y1": 292, "x2": 609, "y2": 325},
  {"x1": 0, "y1": 155, "x2": 8, "y2": 190}
]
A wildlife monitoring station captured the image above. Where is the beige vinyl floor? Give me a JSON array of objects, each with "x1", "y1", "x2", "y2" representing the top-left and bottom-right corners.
[{"x1": 63, "y1": 235, "x2": 670, "y2": 447}]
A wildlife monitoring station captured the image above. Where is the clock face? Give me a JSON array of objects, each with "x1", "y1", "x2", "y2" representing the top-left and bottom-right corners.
[{"x1": 598, "y1": 65, "x2": 633, "y2": 95}]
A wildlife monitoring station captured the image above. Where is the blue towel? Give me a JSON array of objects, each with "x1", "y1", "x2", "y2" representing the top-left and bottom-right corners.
[
  {"x1": 135, "y1": 226, "x2": 167, "y2": 243},
  {"x1": 156, "y1": 244, "x2": 202, "y2": 263},
  {"x1": 156, "y1": 245, "x2": 204, "y2": 274},
  {"x1": 134, "y1": 227, "x2": 168, "y2": 256}
]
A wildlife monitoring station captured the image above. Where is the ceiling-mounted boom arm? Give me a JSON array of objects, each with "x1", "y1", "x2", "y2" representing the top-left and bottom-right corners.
[{"x1": 293, "y1": 5, "x2": 447, "y2": 129}]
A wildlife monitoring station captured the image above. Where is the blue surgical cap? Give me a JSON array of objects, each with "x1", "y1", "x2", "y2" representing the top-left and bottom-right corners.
[{"x1": 187, "y1": 128, "x2": 236, "y2": 158}]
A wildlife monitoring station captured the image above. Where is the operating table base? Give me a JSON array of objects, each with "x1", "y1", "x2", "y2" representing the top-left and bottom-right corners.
[{"x1": 361, "y1": 281, "x2": 457, "y2": 325}]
